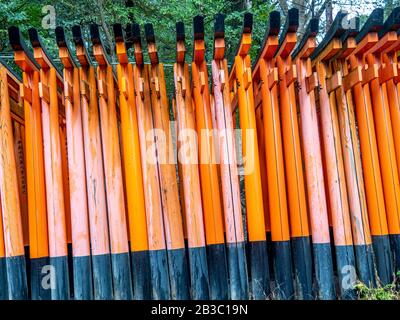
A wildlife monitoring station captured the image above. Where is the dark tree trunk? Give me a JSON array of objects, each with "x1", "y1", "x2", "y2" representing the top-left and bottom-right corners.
[{"x1": 326, "y1": 0, "x2": 333, "y2": 32}]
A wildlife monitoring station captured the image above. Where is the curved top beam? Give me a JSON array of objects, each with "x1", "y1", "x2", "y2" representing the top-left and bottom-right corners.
[
  {"x1": 90, "y1": 24, "x2": 112, "y2": 66},
  {"x1": 8, "y1": 26, "x2": 40, "y2": 71},
  {"x1": 291, "y1": 18, "x2": 319, "y2": 59},
  {"x1": 355, "y1": 8, "x2": 383, "y2": 43},
  {"x1": 144, "y1": 23, "x2": 159, "y2": 64},
  {"x1": 278, "y1": 8, "x2": 299, "y2": 47},
  {"x1": 55, "y1": 26, "x2": 79, "y2": 68},
  {"x1": 72, "y1": 25, "x2": 92, "y2": 66}
]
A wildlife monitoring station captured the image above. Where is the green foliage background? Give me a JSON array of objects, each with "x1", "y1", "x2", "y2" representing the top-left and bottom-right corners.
[{"x1": 0, "y1": 0, "x2": 275, "y2": 93}]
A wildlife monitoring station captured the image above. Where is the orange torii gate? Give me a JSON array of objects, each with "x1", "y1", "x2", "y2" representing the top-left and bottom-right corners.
[
  {"x1": 56, "y1": 26, "x2": 93, "y2": 300},
  {"x1": 191, "y1": 15, "x2": 228, "y2": 300},
  {"x1": 1, "y1": 60, "x2": 30, "y2": 258},
  {"x1": 131, "y1": 23, "x2": 171, "y2": 299},
  {"x1": 255, "y1": 10, "x2": 313, "y2": 299},
  {"x1": 253, "y1": 10, "x2": 305, "y2": 300},
  {"x1": 112, "y1": 23, "x2": 152, "y2": 300},
  {"x1": 0, "y1": 56, "x2": 28, "y2": 300},
  {"x1": 275, "y1": 8, "x2": 336, "y2": 299},
  {"x1": 144, "y1": 22, "x2": 190, "y2": 299},
  {"x1": 90, "y1": 24, "x2": 133, "y2": 300},
  {"x1": 273, "y1": 8, "x2": 309, "y2": 299},
  {"x1": 9, "y1": 26, "x2": 47, "y2": 300},
  {"x1": 381, "y1": 9, "x2": 400, "y2": 275},
  {"x1": 289, "y1": 16, "x2": 322, "y2": 299},
  {"x1": 360, "y1": 8, "x2": 400, "y2": 276},
  {"x1": 343, "y1": 9, "x2": 394, "y2": 285},
  {"x1": 316, "y1": 12, "x2": 376, "y2": 287},
  {"x1": 352, "y1": 7, "x2": 400, "y2": 282},
  {"x1": 0, "y1": 59, "x2": 21, "y2": 300},
  {"x1": 6, "y1": 5, "x2": 400, "y2": 301},
  {"x1": 173, "y1": 21, "x2": 210, "y2": 300},
  {"x1": 28, "y1": 28, "x2": 70, "y2": 300},
  {"x1": 211, "y1": 13, "x2": 249, "y2": 300},
  {"x1": 229, "y1": 13, "x2": 270, "y2": 299},
  {"x1": 71, "y1": 25, "x2": 114, "y2": 299},
  {"x1": 310, "y1": 18, "x2": 357, "y2": 299}
]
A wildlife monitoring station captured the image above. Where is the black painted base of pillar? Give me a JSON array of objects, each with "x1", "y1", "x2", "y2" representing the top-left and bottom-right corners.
[
  {"x1": 226, "y1": 242, "x2": 249, "y2": 300},
  {"x1": 72, "y1": 255, "x2": 93, "y2": 300},
  {"x1": 131, "y1": 250, "x2": 152, "y2": 300},
  {"x1": 188, "y1": 246, "x2": 209, "y2": 300},
  {"x1": 291, "y1": 236, "x2": 313, "y2": 300},
  {"x1": 167, "y1": 248, "x2": 190, "y2": 300},
  {"x1": 313, "y1": 243, "x2": 336, "y2": 300},
  {"x1": 0, "y1": 257, "x2": 8, "y2": 299},
  {"x1": 247, "y1": 240, "x2": 270, "y2": 300},
  {"x1": 372, "y1": 235, "x2": 393, "y2": 286},
  {"x1": 50, "y1": 256, "x2": 70, "y2": 300},
  {"x1": 6, "y1": 255, "x2": 28, "y2": 300},
  {"x1": 207, "y1": 243, "x2": 229, "y2": 300},
  {"x1": 149, "y1": 249, "x2": 170, "y2": 300},
  {"x1": 92, "y1": 253, "x2": 113, "y2": 300},
  {"x1": 272, "y1": 240, "x2": 294, "y2": 300},
  {"x1": 354, "y1": 244, "x2": 376, "y2": 288},
  {"x1": 111, "y1": 252, "x2": 133, "y2": 300},
  {"x1": 30, "y1": 256, "x2": 51, "y2": 300},
  {"x1": 334, "y1": 245, "x2": 356, "y2": 300},
  {"x1": 389, "y1": 234, "x2": 400, "y2": 274}
]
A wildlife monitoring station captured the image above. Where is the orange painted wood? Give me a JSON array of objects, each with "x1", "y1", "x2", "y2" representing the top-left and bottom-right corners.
[
  {"x1": 148, "y1": 62, "x2": 185, "y2": 251},
  {"x1": 171, "y1": 97, "x2": 189, "y2": 241},
  {"x1": 364, "y1": 45, "x2": 400, "y2": 237},
  {"x1": 346, "y1": 53, "x2": 388, "y2": 237},
  {"x1": 80, "y1": 65, "x2": 111, "y2": 256},
  {"x1": 96, "y1": 59, "x2": 130, "y2": 255},
  {"x1": 116, "y1": 61, "x2": 149, "y2": 253},
  {"x1": 62, "y1": 63, "x2": 90, "y2": 257},
  {"x1": 386, "y1": 52, "x2": 400, "y2": 196},
  {"x1": 39, "y1": 66, "x2": 68, "y2": 258},
  {"x1": 332, "y1": 57, "x2": 372, "y2": 247},
  {"x1": 256, "y1": 106, "x2": 271, "y2": 233},
  {"x1": 173, "y1": 61, "x2": 206, "y2": 249},
  {"x1": 258, "y1": 58, "x2": 291, "y2": 241},
  {"x1": 133, "y1": 63, "x2": 166, "y2": 251},
  {"x1": 60, "y1": 124, "x2": 72, "y2": 244},
  {"x1": 315, "y1": 60, "x2": 353, "y2": 246},
  {"x1": 0, "y1": 66, "x2": 25, "y2": 257},
  {"x1": 293, "y1": 56, "x2": 328, "y2": 242},
  {"x1": 276, "y1": 54, "x2": 311, "y2": 240},
  {"x1": 211, "y1": 59, "x2": 245, "y2": 244},
  {"x1": 19, "y1": 68, "x2": 49, "y2": 259},
  {"x1": 232, "y1": 54, "x2": 266, "y2": 242},
  {"x1": 192, "y1": 60, "x2": 225, "y2": 246},
  {"x1": 13, "y1": 121, "x2": 29, "y2": 246}
]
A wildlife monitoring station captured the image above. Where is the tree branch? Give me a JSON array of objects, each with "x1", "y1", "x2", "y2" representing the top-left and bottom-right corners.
[
  {"x1": 315, "y1": 0, "x2": 330, "y2": 19},
  {"x1": 278, "y1": 0, "x2": 289, "y2": 15},
  {"x1": 96, "y1": 0, "x2": 115, "y2": 58},
  {"x1": 0, "y1": 0, "x2": 29, "y2": 25}
]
